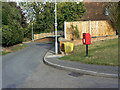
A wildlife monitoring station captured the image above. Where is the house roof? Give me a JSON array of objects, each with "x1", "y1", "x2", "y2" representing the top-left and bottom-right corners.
[{"x1": 79, "y1": 2, "x2": 110, "y2": 21}]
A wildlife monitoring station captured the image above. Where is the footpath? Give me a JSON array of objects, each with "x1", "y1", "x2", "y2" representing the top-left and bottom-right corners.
[{"x1": 44, "y1": 47, "x2": 118, "y2": 78}]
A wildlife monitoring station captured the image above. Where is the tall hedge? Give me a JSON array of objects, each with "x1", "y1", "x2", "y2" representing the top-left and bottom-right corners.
[{"x1": 2, "y1": 2, "x2": 24, "y2": 46}]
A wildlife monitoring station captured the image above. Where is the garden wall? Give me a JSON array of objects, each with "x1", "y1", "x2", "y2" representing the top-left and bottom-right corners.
[{"x1": 65, "y1": 20, "x2": 115, "y2": 40}]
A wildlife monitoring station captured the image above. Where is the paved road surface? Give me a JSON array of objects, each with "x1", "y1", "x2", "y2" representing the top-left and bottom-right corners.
[
  {"x1": 2, "y1": 42, "x2": 53, "y2": 88},
  {"x1": 2, "y1": 42, "x2": 118, "y2": 88}
]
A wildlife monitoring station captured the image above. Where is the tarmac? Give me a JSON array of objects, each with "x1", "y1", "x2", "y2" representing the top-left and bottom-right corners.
[{"x1": 43, "y1": 47, "x2": 118, "y2": 78}]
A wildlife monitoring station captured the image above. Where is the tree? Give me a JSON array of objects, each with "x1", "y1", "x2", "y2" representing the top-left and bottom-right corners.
[
  {"x1": 2, "y1": 2, "x2": 24, "y2": 46},
  {"x1": 34, "y1": 2, "x2": 55, "y2": 33},
  {"x1": 20, "y1": 2, "x2": 86, "y2": 34},
  {"x1": 0, "y1": 1, "x2": 2, "y2": 45},
  {"x1": 57, "y1": 2, "x2": 86, "y2": 30},
  {"x1": 19, "y1": 2, "x2": 46, "y2": 34},
  {"x1": 107, "y1": 2, "x2": 120, "y2": 34}
]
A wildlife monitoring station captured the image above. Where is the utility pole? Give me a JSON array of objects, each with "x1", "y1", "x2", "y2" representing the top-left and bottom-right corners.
[{"x1": 55, "y1": 0, "x2": 58, "y2": 54}]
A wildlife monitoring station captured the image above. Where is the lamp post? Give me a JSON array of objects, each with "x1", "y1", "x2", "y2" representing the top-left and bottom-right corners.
[
  {"x1": 32, "y1": 23, "x2": 34, "y2": 41},
  {"x1": 55, "y1": 0, "x2": 58, "y2": 54}
]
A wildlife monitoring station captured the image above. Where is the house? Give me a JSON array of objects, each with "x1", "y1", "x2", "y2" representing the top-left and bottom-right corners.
[
  {"x1": 80, "y1": 2, "x2": 109, "y2": 21},
  {"x1": 64, "y1": 2, "x2": 118, "y2": 40},
  {"x1": 59, "y1": 2, "x2": 118, "y2": 53}
]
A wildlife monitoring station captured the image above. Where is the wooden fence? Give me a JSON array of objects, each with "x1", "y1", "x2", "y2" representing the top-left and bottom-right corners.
[
  {"x1": 64, "y1": 20, "x2": 115, "y2": 40},
  {"x1": 34, "y1": 31, "x2": 63, "y2": 40}
]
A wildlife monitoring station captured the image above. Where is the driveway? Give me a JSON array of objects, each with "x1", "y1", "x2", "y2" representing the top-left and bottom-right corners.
[{"x1": 2, "y1": 41, "x2": 118, "y2": 88}]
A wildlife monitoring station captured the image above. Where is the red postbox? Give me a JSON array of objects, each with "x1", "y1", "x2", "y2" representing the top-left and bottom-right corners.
[{"x1": 83, "y1": 33, "x2": 91, "y2": 45}]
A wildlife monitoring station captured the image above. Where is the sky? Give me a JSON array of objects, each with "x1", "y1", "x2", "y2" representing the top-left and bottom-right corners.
[
  {"x1": 6, "y1": 0, "x2": 84, "y2": 3},
  {"x1": 2, "y1": 0, "x2": 119, "y2": 2}
]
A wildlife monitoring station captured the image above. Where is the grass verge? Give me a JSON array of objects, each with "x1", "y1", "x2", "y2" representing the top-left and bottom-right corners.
[
  {"x1": 23, "y1": 38, "x2": 31, "y2": 42},
  {"x1": 59, "y1": 39, "x2": 118, "y2": 66},
  {"x1": 0, "y1": 43, "x2": 26, "y2": 56}
]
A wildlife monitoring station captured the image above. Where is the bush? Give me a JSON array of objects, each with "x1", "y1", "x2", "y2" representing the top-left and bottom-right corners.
[
  {"x1": 24, "y1": 24, "x2": 32, "y2": 40},
  {"x1": 2, "y1": 2, "x2": 24, "y2": 47},
  {"x1": 2, "y1": 25, "x2": 24, "y2": 47},
  {"x1": 2, "y1": 25, "x2": 13, "y2": 46},
  {"x1": 2, "y1": 9, "x2": 8, "y2": 25},
  {"x1": 0, "y1": 28, "x2": 2, "y2": 45},
  {"x1": 71, "y1": 25, "x2": 80, "y2": 39}
]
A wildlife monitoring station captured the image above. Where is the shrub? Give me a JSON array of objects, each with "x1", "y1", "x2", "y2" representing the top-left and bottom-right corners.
[
  {"x1": 24, "y1": 24, "x2": 32, "y2": 40},
  {"x1": 71, "y1": 25, "x2": 80, "y2": 39},
  {"x1": 2, "y1": 25, "x2": 24, "y2": 47},
  {"x1": 2, "y1": 2, "x2": 24, "y2": 47}
]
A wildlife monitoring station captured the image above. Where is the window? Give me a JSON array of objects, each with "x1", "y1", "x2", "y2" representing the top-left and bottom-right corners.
[{"x1": 105, "y1": 7, "x2": 109, "y2": 16}]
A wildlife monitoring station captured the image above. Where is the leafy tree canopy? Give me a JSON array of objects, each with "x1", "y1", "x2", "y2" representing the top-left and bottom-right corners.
[
  {"x1": 20, "y1": 2, "x2": 86, "y2": 33},
  {"x1": 108, "y1": 2, "x2": 120, "y2": 34}
]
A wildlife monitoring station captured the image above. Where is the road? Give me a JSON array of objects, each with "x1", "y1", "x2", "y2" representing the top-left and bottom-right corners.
[
  {"x1": 2, "y1": 42, "x2": 118, "y2": 88},
  {"x1": 2, "y1": 42, "x2": 53, "y2": 88}
]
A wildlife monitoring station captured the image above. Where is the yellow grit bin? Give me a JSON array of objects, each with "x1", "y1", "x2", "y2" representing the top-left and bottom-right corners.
[{"x1": 64, "y1": 42, "x2": 74, "y2": 53}]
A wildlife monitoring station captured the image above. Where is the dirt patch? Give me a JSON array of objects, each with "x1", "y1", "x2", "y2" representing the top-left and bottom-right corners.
[{"x1": 1, "y1": 43, "x2": 26, "y2": 55}]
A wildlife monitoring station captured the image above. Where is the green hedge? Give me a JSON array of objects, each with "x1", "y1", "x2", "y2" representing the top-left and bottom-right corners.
[
  {"x1": 2, "y1": 2, "x2": 24, "y2": 47},
  {"x1": 2, "y1": 25, "x2": 24, "y2": 46}
]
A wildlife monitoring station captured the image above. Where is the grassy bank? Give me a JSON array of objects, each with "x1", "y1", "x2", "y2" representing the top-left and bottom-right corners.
[
  {"x1": 59, "y1": 39, "x2": 118, "y2": 66},
  {"x1": 1, "y1": 43, "x2": 26, "y2": 55},
  {"x1": 23, "y1": 38, "x2": 31, "y2": 42}
]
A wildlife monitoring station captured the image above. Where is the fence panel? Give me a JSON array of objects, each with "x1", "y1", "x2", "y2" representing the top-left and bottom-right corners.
[
  {"x1": 65, "y1": 20, "x2": 115, "y2": 40},
  {"x1": 34, "y1": 31, "x2": 63, "y2": 40}
]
